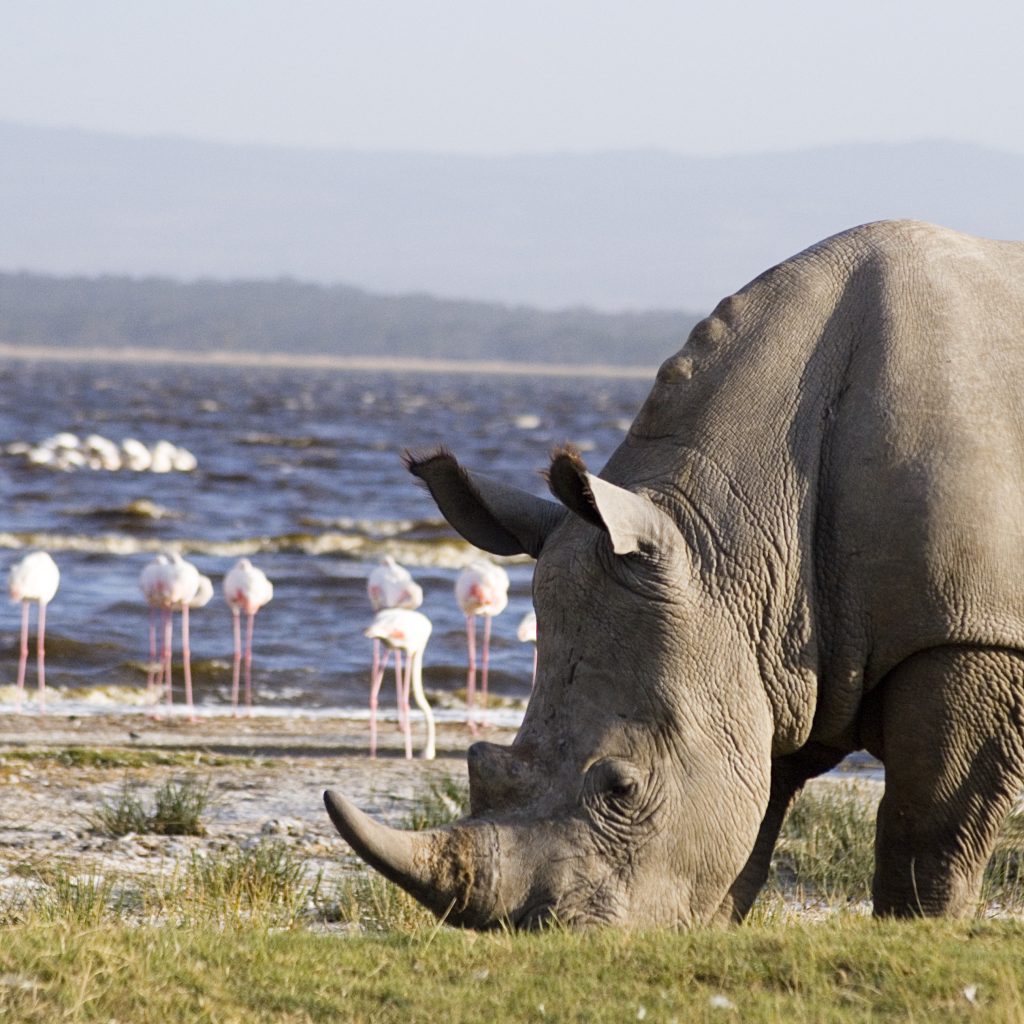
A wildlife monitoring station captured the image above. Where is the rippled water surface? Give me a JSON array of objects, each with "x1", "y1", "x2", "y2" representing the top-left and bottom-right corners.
[{"x1": 0, "y1": 358, "x2": 652, "y2": 715}]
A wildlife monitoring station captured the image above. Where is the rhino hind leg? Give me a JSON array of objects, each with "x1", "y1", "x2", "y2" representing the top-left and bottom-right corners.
[
  {"x1": 871, "y1": 645, "x2": 1024, "y2": 918},
  {"x1": 713, "y1": 742, "x2": 848, "y2": 924}
]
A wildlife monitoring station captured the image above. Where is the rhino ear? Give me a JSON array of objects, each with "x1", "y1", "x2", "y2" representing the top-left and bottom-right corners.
[
  {"x1": 547, "y1": 446, "x2": 671, "y2": 556},
  {"x1": 404, "y1": 447, "x2": 564, "y2": 558}
]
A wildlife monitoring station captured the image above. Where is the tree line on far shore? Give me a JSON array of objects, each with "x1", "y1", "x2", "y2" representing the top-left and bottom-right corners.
[{"x1": 0, "y1": 272, "x2": 700, "y2": 367}]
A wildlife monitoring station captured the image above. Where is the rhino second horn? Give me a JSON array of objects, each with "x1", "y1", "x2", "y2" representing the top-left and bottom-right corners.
[{"x1": 323, "y1": 789, "x2": 498, "y2": 925}]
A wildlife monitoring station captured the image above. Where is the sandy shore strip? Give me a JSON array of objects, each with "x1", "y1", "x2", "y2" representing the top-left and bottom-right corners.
[
  {"x1": 0, "y1": 343, "x2": 657, "y2": 380},
  {"x1": 0, "y1": 712, "x2": 514, "y2": 899}
]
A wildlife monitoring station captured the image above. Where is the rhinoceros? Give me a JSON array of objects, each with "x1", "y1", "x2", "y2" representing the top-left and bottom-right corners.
[{"x1": 325, "y1": 220, "x2": 1024, "y2": 928}]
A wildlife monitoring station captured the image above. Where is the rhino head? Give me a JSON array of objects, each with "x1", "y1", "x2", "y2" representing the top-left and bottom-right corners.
[{"x1": 325, "y1": 446, "x2": 775, "y2": 928}]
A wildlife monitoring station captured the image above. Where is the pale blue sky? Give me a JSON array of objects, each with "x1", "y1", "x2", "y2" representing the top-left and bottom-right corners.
[{"x1": 2, "y1": 0, "x2": 1022, "y2": 156}]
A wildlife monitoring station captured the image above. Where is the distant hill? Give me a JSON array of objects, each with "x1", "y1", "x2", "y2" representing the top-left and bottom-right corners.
[
  {"x1": 2, "y1": 122, "x2": 1023, "y2": 311},
  {"x1": 0, "y1": 271, "x2": 699, "y2": 367}
]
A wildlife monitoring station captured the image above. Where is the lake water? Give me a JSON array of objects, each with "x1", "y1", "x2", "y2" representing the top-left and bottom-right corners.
[{"x1": 0, "y1": 357, "x2": 652, "y2": 720}]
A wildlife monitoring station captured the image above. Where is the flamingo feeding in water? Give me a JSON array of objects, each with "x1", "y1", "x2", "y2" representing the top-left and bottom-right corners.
[
  {"x1": 177, "y1": 572, "x2": 212, "y2": 717},
  {"x1": 365, "y1": 608, "x2": 435, "y2": 760},
  {"x1": 223, "y1": 558, "x2": 273, "y2": 715},
  {"x1": 455, "y1": 559, "x2": 509, "y2": 731},
  {"x1": 366, "y1": 556, "x2": 423, "y2": 752},
  {"x1": 139, "y1": 554, "x2": 170, "y2": 701},
  {"x1": 139, "y1": 552, "x2": 201, "y2": 718},
  {"x1": 517, "y1": 609, "x2": 538, "y2": 690},
  {"x1": 8, "y1": 551, "x2": 60, "y2": 712}
]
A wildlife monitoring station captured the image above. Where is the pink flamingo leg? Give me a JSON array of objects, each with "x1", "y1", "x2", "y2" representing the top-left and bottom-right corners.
[
  {"x1": 147, "y1": 607, "x2": 159, "y2": 700},
  {"x1": 16, "y1": 601, "x2": 29, "y2": 710},
  {"x1": 403, "y1": 653, "x2": 417, "y2": 760},
  {"x1": 395, "y1": 652, "x2": 412, "y2": 759},
  {"x1": 230, "y1": 608, "x2": 242, "y2": 715},
  {"x1": 465, "y1": 614, "x2": 478, "y2": 734},
  {"x1": 36, "y1": 601, "x2": 47, "y2": 714},
  {"x1": 369, "y1": 644, "x2": 391, "y2": 757},
  {"x1": 394, "y1": 648, "x2": 409, "y2": 736},
  {"x1": 244, "y1": 610, "x2": 255, "y2": 714},
  {"x1": 163, "y1": 607, "x2": 174, "y2": 710},
  {"x1": 480, "y1": 613, "x2": 493, "y2": 727},
  {"x1": 181, "y1": 604, "x2": 195, "y2": 721}
]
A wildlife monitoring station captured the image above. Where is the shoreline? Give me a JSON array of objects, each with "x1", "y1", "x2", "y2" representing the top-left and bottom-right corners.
[
  {"x1": 0, "y1": 711, "x2": 502, "y2": 905},
  {"x1": 0, "y1": 708, "x2": 517, "y2": 758},
  {"x1": 0, "y1": 342, "x2": 658, "y2": 380}
]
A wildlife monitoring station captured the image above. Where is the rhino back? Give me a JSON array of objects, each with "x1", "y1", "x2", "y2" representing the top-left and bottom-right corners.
[
  {"x1": 603, "y1": 220, "x2": 1024, "y2": 749},
  {"x1": 815, "y1": 223, "x2": 1024, "y2": 733}
]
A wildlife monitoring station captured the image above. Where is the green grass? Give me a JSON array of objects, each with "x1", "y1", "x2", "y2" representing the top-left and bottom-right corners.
[
  {"x1": 767, "y1": 782, "x2": 877, "y2": 905},
  {"x1": 328, "y1": 872, "x2": 437, "y2": 934},
  {"x1": 763, "y1": 783, "x2": 1024, "y2": 913},
  {"x1": 176, "y1": 841, "x2": 317, "y2": 927},
  {"x1": 0, "y1": 917, "x2": 1022, "y2": 1023},
  {"x1": 2, "y1": 772, "x2": 1023, "y2": 1021},
  {"x1": 403, "y1": 775, "x2": 469, "y2": 831},
  {"x1": 1, "y1": 746, "x2": 252, "y2": 770},
  {"x1": 88, "y1": 776, "x2": 211, "y2": 836}
]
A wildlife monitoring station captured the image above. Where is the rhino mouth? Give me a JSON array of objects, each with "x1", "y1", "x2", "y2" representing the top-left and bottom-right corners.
[{"x1": 514, "y1": 901, "x2": 558, "y2": 930}]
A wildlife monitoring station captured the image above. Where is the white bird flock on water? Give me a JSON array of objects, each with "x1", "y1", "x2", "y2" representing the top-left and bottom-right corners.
[
  {"x1": 4, "y1": 433, "x2": 198, "y2": 473},
  {"x1": 7, "y1": 551, "x2": 60, "y2": 713}
]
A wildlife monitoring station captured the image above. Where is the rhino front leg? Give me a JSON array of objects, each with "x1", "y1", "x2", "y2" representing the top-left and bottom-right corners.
[
  {"x1": 712, "y1": 742, "x2": 848, "y2": 924},
  {"x1": 872, "y1": 645, "x2": 1024, "y2": 917}
]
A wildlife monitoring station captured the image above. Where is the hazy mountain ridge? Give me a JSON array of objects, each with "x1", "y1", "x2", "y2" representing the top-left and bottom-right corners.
[
  {"x1": 0, "y1": 271, "x2": 699, "y2": 366},
  {"x1": 3, "y1": 122, "x2": 1023, "y2": 312}
]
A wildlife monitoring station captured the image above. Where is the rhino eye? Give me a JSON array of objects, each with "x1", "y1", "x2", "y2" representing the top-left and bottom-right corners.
[{"x1": 589, "y1": 759, "x2": 642, "y2": 801}]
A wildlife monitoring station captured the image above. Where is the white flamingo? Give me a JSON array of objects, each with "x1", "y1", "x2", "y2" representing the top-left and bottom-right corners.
[
  {"x1": 174, "y1": 568, "x2": 212, "y2": 719},
  {"x1": 139, "y1": 554, "x2": 170, "y2": 701},
  {"x1": 366, "y1": 556, "x2": 423, "y2": 753},
  {"x1": 8, "y1": 551, "x2": 60, "y2": 712},
  {"x1": 190, "y1": 574, "x2": 214, "y2": 610},
  {"x1": 517, "y1": 609, "x2": 538, "y2": 690},
  {"x1": 223, "y1": 558, "x2": 273, "y2": 715},
  {"x1": 455, "y1": 559, "x2": 509, "y2": 731},
  {"x1": 365, "y1": 608, "x2": 435, "y2": 760},
  {"x1": 139, "y1": 553, "x2": 201, "y2": 718}
]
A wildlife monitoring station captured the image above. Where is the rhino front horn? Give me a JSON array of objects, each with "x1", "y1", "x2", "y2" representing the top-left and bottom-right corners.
[{"x1": 323, "y1": 789, "x2": 500, "y2": 926}]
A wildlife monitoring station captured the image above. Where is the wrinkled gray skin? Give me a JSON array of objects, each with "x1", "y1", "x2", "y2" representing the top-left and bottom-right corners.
[{"x1": 325, "y1": 220, "x2": 1024, "y2": 928}]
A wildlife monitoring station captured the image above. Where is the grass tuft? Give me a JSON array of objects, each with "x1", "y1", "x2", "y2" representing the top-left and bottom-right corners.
[
  {"x1": 177, "y1": 841, "x2": 318, "y2": 927},
  {"x1": 983, "y1": 810, "x2": 1024, "y2": 912},
  {"x1": 88, "y1": 776, "x2": 210, "y2": 837},
  {"x1": 326, "y1": 873, "x2": 437, "y2": 934},
  {"x1": 768, "y1": 782, "x2": 878, "y2": 905},
  {"x1": 149, "y1": 777, "x2": 211, "y2": 835},
  {"x1": 404, "y1": 775, "x2": 469, "y2": 831}
]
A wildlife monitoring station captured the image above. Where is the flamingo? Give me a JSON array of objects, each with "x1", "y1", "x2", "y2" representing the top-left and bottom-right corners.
[
  {"x1": 455, "y1": 559, "x2": 509, "y2": 731},
  {"x1": 173, "y1": 564, "x2": 209, "y2": 720},
  {"x1": 139, "y1": 553, "x2": 200, "y2": 718},
  {"x1": 517, "y1": 609, "x2": 538, "y2": 690},
  {"x1": 365, "y1": 608, "x2": 435, "y2": 760},
  {"x1": 223, "y1": 558, "x2": 273, "y2": 715},
  {"x1": 139, "y1": 554, "x2": 170, "y2": 701},
  {"x1": 190, "y1": 574, "x2": 214, "y2": 609},
  {"x1": 8, "y1": 551, "x2": 60, "y2": 712},
  {"x1": 366, "y1": 556, "x2": 423, "y2": 753}
]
